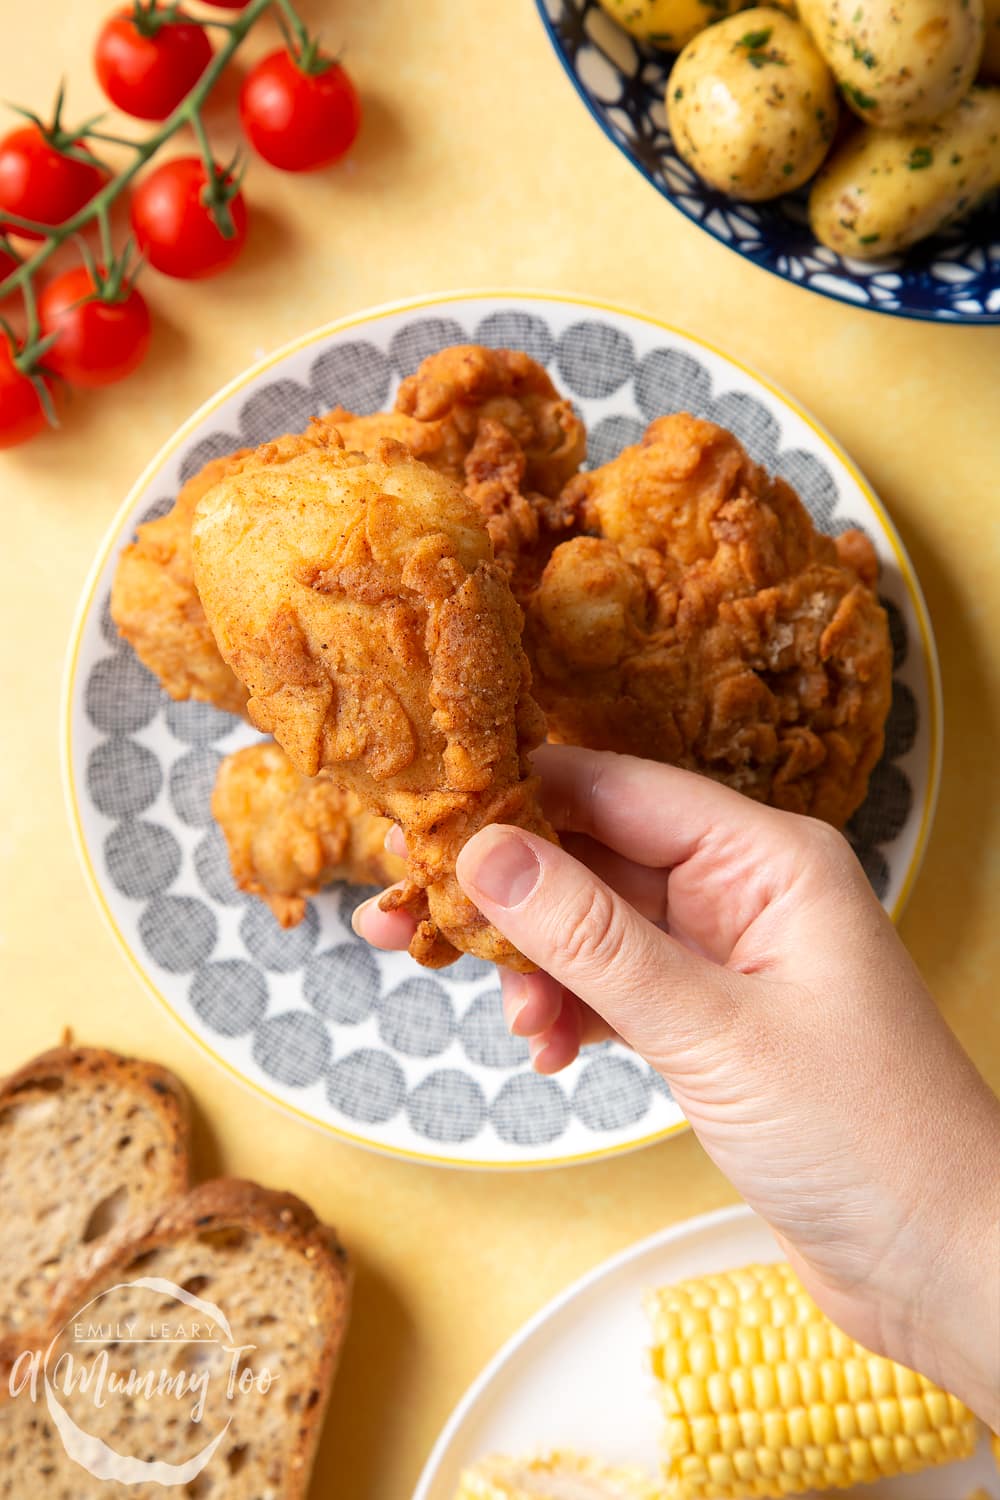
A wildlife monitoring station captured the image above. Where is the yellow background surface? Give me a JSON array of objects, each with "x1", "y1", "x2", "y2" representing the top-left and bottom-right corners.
[{"x1": 1, "y1": 2, "x2": 998, "y2": 1494}]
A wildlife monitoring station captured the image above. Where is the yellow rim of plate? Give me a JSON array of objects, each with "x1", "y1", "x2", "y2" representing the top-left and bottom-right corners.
[{"x1": 61, "y1": 288, "x2": 942, "y2": 1172}]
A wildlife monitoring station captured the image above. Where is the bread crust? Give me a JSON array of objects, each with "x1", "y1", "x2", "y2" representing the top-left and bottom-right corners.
[
  {"x1": 52, "y1": 1178, "x2": 350, "y2": 1500},
  {"x1": 0, "y1": 1046, "x2": 191, "y2": 1177},
  {"x1": 0, "y1": 1178, "x2": 350, "y2": 1500},
  {"x1": 0, "y1": 1046, "x2": 192, "y2": 1338}
]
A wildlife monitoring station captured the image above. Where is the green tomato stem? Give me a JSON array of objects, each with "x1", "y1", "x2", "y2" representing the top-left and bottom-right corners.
[
  {"x1": 190, "y1": 107, "x2": 238, "y2": 239},
  {"x1": 20, "y1": 268, "x2": 39, "y2": 343},
  {"x1": 190, "y1": 105, "x2": 216, "y2": 179},
  {"x1": 0, "y1": 0, "x2": 277, "y2": 305},
  {"x1": 273, "y1": 0, "x2": 312, "y2": 57},
  {"x1": 84, "y1": 129, "x2": 148, "y2": 151},
  {"x1": 96, "y1": 200, "x2": 115, "y2": 268},
  {"x1": 0, "y1": 209, "x2": 58, "y2": 233}
]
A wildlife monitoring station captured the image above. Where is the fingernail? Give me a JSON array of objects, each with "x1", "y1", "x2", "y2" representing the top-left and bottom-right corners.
[
  {"x1": 384, "y1": 824, "x2": 407, "y2": 857},
  {"x1": 351, "y1": 895, "x2": 376, "y2": 937},
  {"x1": 529, "y1": 1037, "x2": 554, "y2": 1073},
  {"x1": 509, "y1": 999, "x2": 531, "y2": 1036},
  {"x1": 463, "y1": 830, "x2": 540, "y2": 909},
  {"x1": 502, "y1": 974, "x2": 530, "y2": 1035}
]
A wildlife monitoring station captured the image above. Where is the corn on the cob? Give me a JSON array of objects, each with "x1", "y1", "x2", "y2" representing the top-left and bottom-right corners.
[
  {"x1": 453, "y1": 1451, "x2": 664, "y2": 1500},
  {"x1": 645, "y1": 1262, "x2": 978, "y2": 1500}
]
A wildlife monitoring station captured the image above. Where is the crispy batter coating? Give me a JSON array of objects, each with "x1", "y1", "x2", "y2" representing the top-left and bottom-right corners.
[
  {"x1": 108, "y1": 418, "x2": 458, "y2": 717},
  {"x1": 328, "y1": 407, "x2": 550, "y2": 581},
  {"x1": 335, "y1": 343, "x2": 587, "y2": 588},
  {"x1": 109, "y1": 422, "x2": 345, "y2": 715},
  {"x1": 110, "y1": 451, "x2": 253, "y2": 716},
  {"x1": 525, "y1": 414, "x2": 892, "y2": 828},
  {"x1": 462, "y1": 417, "x2": 579, "y2": 600},
  {"x1": 110, "y1": 347, "x2": 583, "y2": 720},
  {"x1": 212, "y1": 741, "x2": 405, "y2": 928},
  {"x1": 323, "y1": 406, "x2": 469, "y2": 479},
  {"x1": 395, "y1": 344, "x2": 586, "y2": 498},
  {"x1": 192, "y1": 437, "x2": 554, "y2": 970}
]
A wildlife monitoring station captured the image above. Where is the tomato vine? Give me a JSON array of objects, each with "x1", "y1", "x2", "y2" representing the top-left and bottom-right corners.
[{"x1": 0, "y1": 0, "x2": 351, "y2": 443}]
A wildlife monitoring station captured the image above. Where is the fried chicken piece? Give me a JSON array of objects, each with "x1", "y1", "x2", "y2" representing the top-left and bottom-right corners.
[
  {"x1": 110, "y1": 421, "x2": 346, "y2": 715},
  {"x1": 323, "y1": 406, "x2": 470, "y2": 479},
  {"x1": 338, "y1": 345, "x2": 586, "y2": 587},
  {"x1": 462, "y1": 417, "x2": 579, "y2": 600},
  {"x1": 110, "y1": 347, "x2": 582, "y2": 718},
  {"x1": 192, "y1": 436, "x2": 555, "y2": 971},
  {"x1": 109, "y1": 414, "x2": 470, "y2": 717},
  {"x1": 327, "y1": 411, "x2": 576, "y2": 597},
  {"x1": 110, "y1": 451, "x2": 253, "y2": 716},
  {"x1": 212, "y1": 741, "x2": 405, "y2": 928},
  {"x1": 525, "y1": 414, "x2": 892, "y2": 828},
  {"x1": 395, "y1": 344, "x2": 586, "y2": 497}
]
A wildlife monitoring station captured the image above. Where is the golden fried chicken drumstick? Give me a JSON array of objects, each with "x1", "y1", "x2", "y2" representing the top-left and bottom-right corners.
[
  {"x1": 334, "y1": 345, "x2": 586, "y2": 590},
  {"x1": 110, "y1": 346, "x2": 584, "y2": 717},
  {"x1": 111, "y1": 451, "x2": 253, "y2": 716},
  {"x1": 212, "y1": 741, "x2": 405, "y2": 928},
  {"x1": 109, "y1": 419, "x2": 460, "y2": 717},
  {"x1": 110, "y1": 424, "x2": 345, "y2": 715},
  {"x1": 525, "y1": 414, "x2": 892, "y2": 828},
  {"x1": 192, "y1": 435, "x2": 555, "y2": 970}
]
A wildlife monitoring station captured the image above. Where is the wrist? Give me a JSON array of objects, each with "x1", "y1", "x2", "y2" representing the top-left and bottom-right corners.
[
  {"x1": 870, "y1": 1093, "x2": 1000, "y2": 1428},
  {"x1": 901, "y1": 1190, "x2": 999, "y2": 1429}
]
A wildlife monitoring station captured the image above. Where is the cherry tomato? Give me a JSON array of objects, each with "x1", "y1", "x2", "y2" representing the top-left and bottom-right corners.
[
  {"x1": 240, "y1": 50, "x2": 361, "y2": 172},
  {"x1": 0, "y1": 125, "x2": 107, "y2": 240},
  {"x1": 0, "y1": 245, "x2": 18, "y2": 286},
  {"x1": 130, "y1": 156, "x2": 247, "y2": 279},
  {"x1": 38, "y1": 265, "x2": 151, "y2": 389},
  {"x1": 201, "y1": 0, "x2": 251, "y2": 6},
  {"x1": 0, "y1": 335, "x2": 50, "y2": 449},
  {"x1": 95, "y1": 6, "x2": 213, "y2": 121}
]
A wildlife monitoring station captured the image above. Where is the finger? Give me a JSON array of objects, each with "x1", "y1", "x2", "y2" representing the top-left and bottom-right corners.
[
  {"x1": 501, "y1": 969, "x2": 621, "y2": 1049},
  {"x1": 383, "y1": 824, "x2": 407, "y2": 858},
  {"x1": 497, "y1": 966, "x2": 617, "y2": 1050},
  {"x1": 352, "y1": 889, "x2": 417, "y2": 951},
  {"x1": 551, "y1": 994, "x2": 620, "y2": 1049},
  {"x1": 534, "y1": 743, "x2": 780, "y2": 870},
  {"x1": 456, "y1": 825, "x2": 741, "y2": 1063},
  {"x1": 500, "y1": 967, "x2": 565, "y2": 1037},
  {"x1": 526, "y1": 996, "x2": 618, "y2": 1070},
  {"x1": 528, "y1": 1009, "x2": 619, "y2": 1076},
  {"x1": 561, "y1": 832, "x2": 667, "y2": 927},
  {"x1": 529, "y1": 999, "x2": 583, "y2": 1075},
  {"x1": 578, "y1": 1004, "x2": 622, "y2": 1048}
]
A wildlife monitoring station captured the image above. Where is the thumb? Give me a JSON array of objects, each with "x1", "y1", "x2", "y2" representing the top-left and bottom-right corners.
[{"x1": 455, "y1": 825, "x2": 741, "y2": 1062}]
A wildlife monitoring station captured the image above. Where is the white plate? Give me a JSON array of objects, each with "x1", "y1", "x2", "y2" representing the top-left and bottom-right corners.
[
  {"x1": 62, "y1": 292, "x2": 942, "y2": 1169},
  {"x1": 414, "y1": 1203, "x2": 994, "y2": 1499}
]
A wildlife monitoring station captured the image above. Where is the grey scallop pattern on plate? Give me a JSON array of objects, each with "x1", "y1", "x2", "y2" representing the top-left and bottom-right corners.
[{"x1": 67, "y1": 296, "x2": 938, "y2": 1166}]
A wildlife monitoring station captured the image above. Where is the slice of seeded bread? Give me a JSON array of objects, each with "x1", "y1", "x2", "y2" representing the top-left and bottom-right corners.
[
  {"x1": 0, "y1": 1047, "x2": 190, "y2": 1336},
  {"x1": 0, "y1": 1178, "x2": 351, "y2": 1500}
]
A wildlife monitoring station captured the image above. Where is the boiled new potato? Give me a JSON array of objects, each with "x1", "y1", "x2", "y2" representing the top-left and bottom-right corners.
[
  {"x1": 667, "y1": 10, "x2": 839, "y2": 199},
  {"x1": 981, "y1": 0, "x2": 1000, "y2": 79},
  {"x1": 596, "y1": 0, "x2": 755, "y2": 52},
  {"x1": 809, "y1": 86, "x2": 1000, "y2": 255},
  {"x1": 797, "y1": 0, "x2": 984, "y2": 128}
]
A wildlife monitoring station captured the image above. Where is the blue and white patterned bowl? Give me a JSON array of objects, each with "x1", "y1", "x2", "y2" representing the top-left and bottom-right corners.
[
  {"x1": 63, "y1": 293, "x2": 941, "y2": 1168},
  {"x1": 537, "y1": 0, "x2": 1000, "y2": 323}
]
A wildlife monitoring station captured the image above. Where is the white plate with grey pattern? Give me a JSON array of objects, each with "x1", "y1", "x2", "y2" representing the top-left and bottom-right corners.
[{"x1": 62, "y1": 292, "x2": 942, "y2": 1169}]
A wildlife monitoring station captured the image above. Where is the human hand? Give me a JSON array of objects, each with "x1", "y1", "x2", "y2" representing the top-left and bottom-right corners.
[{"x1": 355, "y1": 745, "x2": 1000, "y2": 1426}]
